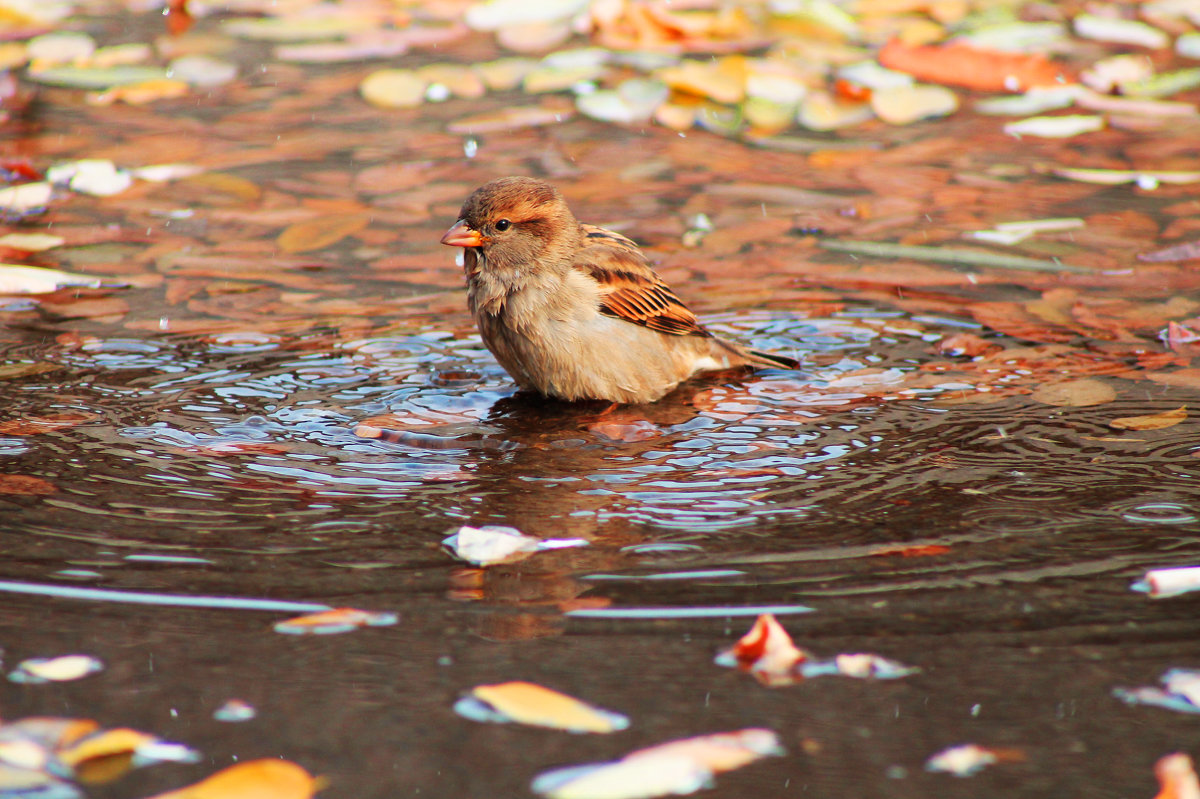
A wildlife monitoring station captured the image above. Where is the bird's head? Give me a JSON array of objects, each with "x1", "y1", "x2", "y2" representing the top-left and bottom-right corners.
[{"x1": 440, "y1": 176, "x2": 579, "y2": 273}]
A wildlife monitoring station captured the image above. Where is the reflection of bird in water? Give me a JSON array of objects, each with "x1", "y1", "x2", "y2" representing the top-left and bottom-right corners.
[{"x1": 441, "y1": 176, "x2": 798, "y2": 403}]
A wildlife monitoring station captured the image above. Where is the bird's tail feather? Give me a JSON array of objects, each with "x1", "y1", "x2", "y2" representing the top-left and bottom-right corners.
[{"x1": 712, "y1": 337, "x2": 800, "y2": 370}]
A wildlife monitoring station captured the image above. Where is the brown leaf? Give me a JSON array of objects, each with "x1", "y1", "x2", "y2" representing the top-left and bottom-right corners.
[
  {"x1": 1147, "y1": 369, "x2": 1200, "y2": 391},
  {"x1": 276, "y1": 214, "x2": 370, "y2": 253},
  {"x1": 0, "y1": 412, "x2": 99, "y2": 436},
  {"x1": 1030, "y1": 378, "x2": 1117, "y2": 407},
  {"x1": 1110, "y1": 406, "x2": 1187, "y2": 431},
  {"x1": 0, "y1": 474, "x2": 56, "y2": 495}
]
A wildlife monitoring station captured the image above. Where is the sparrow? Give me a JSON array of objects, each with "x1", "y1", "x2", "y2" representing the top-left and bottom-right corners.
[{"x1": 440, "y1": 176, "x2": 798, "y2": 404}]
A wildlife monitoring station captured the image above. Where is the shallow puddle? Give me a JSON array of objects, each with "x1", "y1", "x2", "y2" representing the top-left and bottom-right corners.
[{"x1": 3, "y1": 3, "x2": 1200, "y2": 798}]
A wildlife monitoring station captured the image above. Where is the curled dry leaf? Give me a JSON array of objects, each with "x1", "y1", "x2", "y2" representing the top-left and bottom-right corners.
[
  {"x1": 272, "y1": 607, "x2": 398, "y2": 635},
  {"x1": 146, "y1": 758, "x2": 319, "y2": 799},
  {"x1": 1110, "y1": 406, "x2": 1187, "y2": 431},
  {"x1": 455, "y1": 682, "x2": 630, "y2": 733},
  {"x1": 714, "y1": 613, "x2": 809, "y2": 686}
]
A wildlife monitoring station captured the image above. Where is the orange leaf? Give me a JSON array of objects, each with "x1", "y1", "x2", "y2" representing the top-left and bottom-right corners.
[
  {"x1": 276, "y1": 214, "x2": 370, "y2": 253},
  {"x1": 0, "y1": 474, "x2": 56, "y2": 495},
  {"x1": 1110, "y1": 406, "x2": 1187, "y2": 431},
  {"x1": 1154, "y1": 753, "x2": 1200, "y2": 799},
  {"x1": 878, "y1": 40, "x2": 1069, "y2": 92},
  {"x1": 0, "y1": 412, "x2": 99, "y2": 436},
  {"x1": 273, "y1": 607, "x2": 398, "y2": 635},
  {"x1": 146, "y1": 759, "x2": 319, "y2": 799}
]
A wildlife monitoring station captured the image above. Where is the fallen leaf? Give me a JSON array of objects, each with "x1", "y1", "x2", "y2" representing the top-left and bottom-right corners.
[
  {"x1": 455, "y1": 682, "x2": 630, "y2": 733},
  {"x1": 1153, "y1": 753, "x2": 1200, "y2": 799},
  {"x1": 276, "y1": 214, "x2": 370, "y2": 253},
  {"x1": 1133, "y1": 565, "x2": 1200, "y2": 599},
  {"x1": 442, "y1": 525, "x2": 588, "y2": 566},
  {"x1": 0, "y1": 412, "x2": 98, "y2": 436},
  {"x1": 925, "y1": 744, "x2": 1000, "y2": 777},
  {"x1": 532, "y1": 729, "x2": 783, "y2": 799},
  {"x1": 273, "y1": 607, "x2": 398, "y2": 635},
  {"x1": 146, "y1": 758, "x2": 319, "y2": 799},
  {"x1": 1030, "y1": 379, "x2": 1116, "y2": 407},
  {"x1": 0, "y1": 475, "x2": 56, "y2": 495},
  {"x1": 1110, "y1": 406, "x2": 1187, "y2": 431},
  {"x1": 878, "y1": 40, "x2": 1068, "y2": 92},
  {"x1": 8, "y1": 655, "x2": 103, "y2": 684}
]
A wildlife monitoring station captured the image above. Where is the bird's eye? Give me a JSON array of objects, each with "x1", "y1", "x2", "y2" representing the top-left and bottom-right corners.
[{"x1": 495, "y1": 219, "x2": 511, "y2": 232}]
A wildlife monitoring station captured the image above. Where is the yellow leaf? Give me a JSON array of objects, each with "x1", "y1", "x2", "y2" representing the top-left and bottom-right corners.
[
  {"x1": 466, "y1": 682, "x2": 629, "y2": 733},
  {"x1": 276, "y1": 214, "x2": 370, "y2": 253},
  {"x1": 1110, "y1": 406, "x2": 1187, "y2": 431},
  {"x1": 146, "y1": 759, "x2": 318, "y2": 799}
]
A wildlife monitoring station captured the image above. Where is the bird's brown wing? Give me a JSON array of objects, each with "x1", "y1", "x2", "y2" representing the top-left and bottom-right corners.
[{"x1": 573, "y1": 224, "x2": 709, "y2": 338}]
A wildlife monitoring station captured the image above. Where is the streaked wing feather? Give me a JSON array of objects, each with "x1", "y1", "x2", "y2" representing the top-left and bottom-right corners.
[{"x1": 575, "y1": 225, "x2": 708, "y2": 338}]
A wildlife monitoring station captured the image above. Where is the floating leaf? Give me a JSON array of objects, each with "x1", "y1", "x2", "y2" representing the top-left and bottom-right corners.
[
  {"x1": 222, "y1": 16, "x2": 372, "y2": 41},
  {"x1": 442, "y1": 525, "x2": 588, "y2": 566},
  {"x1": 818, "y1": 239, "x2": 1091, "y2": 273},
  {"x1": 1004, "y1": 115, "x2": 1105, "y2": 138},
  {"x1": 925, "y1": 744, "x2": 1000, "y2": 777},
  {"x1": 0, "y1": 474, "x2": 56, "y2": 495},
  {"x1": 870, "y1": 84, "x2": 958, "y2": 125},
  {"x1": 1050, "y1": 167, "x2": 1200, "y2": 187},
  {"x1": 145, "y1": 759, "x2": 319, "y2": 799},
  {"x1": 455, "y1": 682, "x2": 629, "y2": 733},
  {"x1": 465, "y1": 0, "x2": 590, "y2": 31},
  {"x1": 26, "y1": 32, "x2": 95, "y2": 65},
  {"x1": 532, "y1": 730, "x2": 783, "y2": 799},
  {"x1": 1030, "y1": 379, "x2": 1116, "y2": 407},
  {"x1": 213, "y1": 700, "x2": 257, "y2": 722},
  {"x1": 1132, "y1": 565, "x2": 1200, "y2": 598},
  {"x1": 273, "y1": 607, "x2": 398, "y2": 635},
  {"x1": 276, "y1": 214, "x2": 370, "y2": 253},
  {"x1": 86, "y1": 78, "x2": 190, "y2": 105},
  {"x1": 0, "y1": 411, "x2": 99, "y2": 436},
  {"x1": 879, "y1": 40, "x2": 1067, "y2": 92},
  {"x1": 0, "y1": 233, "x2": 64, "y2": 251},
  {"x1": 47, "y1": 160, "x2": 132, "y2": 196},
  {"x1": 1073, "y1": 14, "x2": 1170, "y2": 49},
  {"x1": 26, "y1": 65, "x2": 168, "y2": 89},
  {"x1": 360, "y1": 69, "x2": 427, "y2": 108},
  {"x1": 975, "y1": 86, "x2": 1078, "y2": 116},
  {"x1": 1110, "y1": 406, "x2": 1187, "y2": 431},
  {"x1": 1114, "y1": 669, "x2": 1200, "y2": 715},
  {"x1": 447, "y1": 104, "x2": 574, "y2": 134},
  {"x1": 167, "y1": 55, "x2": 238, "y2": 87},
  {"x1": 0, "y1": 182, "x2": 52, "y2": 216},
  {"x1": 1152, "y1": 754, "x2": 1200, "y2": 799},
  {"x1": 9, "y1": 655, "x2": 103, "y2": 684}
]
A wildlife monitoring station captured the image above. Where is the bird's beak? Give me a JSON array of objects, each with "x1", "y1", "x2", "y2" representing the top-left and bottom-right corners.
[{"x1": 440, "y1": 220, "x2": 483, "y2": 248}]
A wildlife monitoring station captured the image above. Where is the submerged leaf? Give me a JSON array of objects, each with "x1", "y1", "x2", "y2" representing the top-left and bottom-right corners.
[
  {"x1": 276, "y1": 214, "x2": 370, "y2": 253},
  {"x1": 1030, "y1": 379, "x2": 1116, "y2": 407}
]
